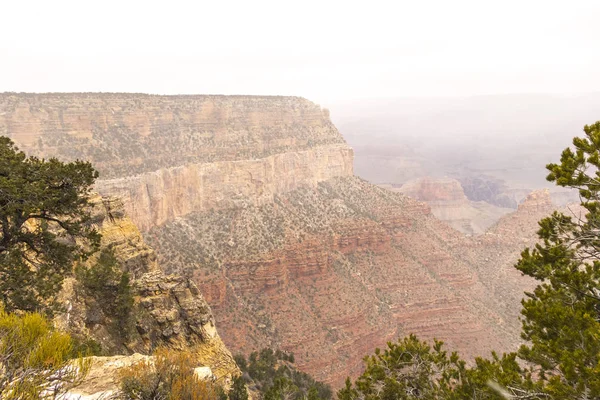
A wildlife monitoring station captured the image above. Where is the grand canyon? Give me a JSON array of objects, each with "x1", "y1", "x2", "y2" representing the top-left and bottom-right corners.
[
  {"x1": 3, "y1": 3, "x2": 600, "y2": 398},
  {"x1": 1, "y1": 92, "x2": 562, "y2": 387}
]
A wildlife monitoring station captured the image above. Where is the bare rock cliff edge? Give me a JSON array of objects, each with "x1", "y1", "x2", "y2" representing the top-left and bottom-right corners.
[{"x1": 55, "y1": 195, "x2": 239, "y2": 388}]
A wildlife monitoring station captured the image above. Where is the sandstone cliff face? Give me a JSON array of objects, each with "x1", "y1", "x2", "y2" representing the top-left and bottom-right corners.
[
  {"x1": 96, "y1": 143, "x2": 352, "y2": 230},
  {"x1": 399, "y1": 177, "x2": 468, "y2": 203},
  {"x1": 1, "y1": 93, "x2": 353, "y2": 230},
  {"x1": 55, "y1": 196, "x2": 238, "y2": 383}
]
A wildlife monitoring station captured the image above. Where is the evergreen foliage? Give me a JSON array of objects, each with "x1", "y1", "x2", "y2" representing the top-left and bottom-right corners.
[
  {"x1": 229, "y1": 376, "x2": 249, "y2": 400},
  {"x1": 515, "y1": 120, "x2": 600, "y2": 397},
  {"x1": 236, "y1": 348, "x2": 332, "y2": 400},
  {"x1": 0, "y1": 136, "x2": 100, "y2": 313},
  {"x1": 76, "y1": 248, "x2": 135, "y2": 336},
  {"x1": 336, "y1": 335, "x2": 537, "y2": 400}
]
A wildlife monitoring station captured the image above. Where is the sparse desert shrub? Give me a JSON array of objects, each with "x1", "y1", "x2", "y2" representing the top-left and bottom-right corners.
[
  {"x1": 118, "y1": 347, "x2": 224, "y2": 400},
  {"x1": 0, "y1": 307, "x2": 90, "y2": 399}
]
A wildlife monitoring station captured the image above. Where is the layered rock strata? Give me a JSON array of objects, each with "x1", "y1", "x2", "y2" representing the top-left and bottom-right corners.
[
  {"x1": 0, "y1": 93, "x2": 353, "y2": 230},
  {"x1": 396, "y1": 177, "x2": 513, "y2": 235},
  {"x1": 147, "y1": 177, "x2": 556, "y2": 386}
]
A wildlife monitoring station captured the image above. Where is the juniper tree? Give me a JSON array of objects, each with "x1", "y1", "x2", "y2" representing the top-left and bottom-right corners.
[
  {"x1": 0, "y1": 136, "x2": 100, "y2": 312},
  {"x1": 337, "y1": 334, "x2": 536, "y2": 400}
]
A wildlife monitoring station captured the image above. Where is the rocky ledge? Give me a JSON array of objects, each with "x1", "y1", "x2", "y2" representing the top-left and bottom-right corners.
[{"x1": 55, "y1": 196, "x2": 239, "y2": 385}]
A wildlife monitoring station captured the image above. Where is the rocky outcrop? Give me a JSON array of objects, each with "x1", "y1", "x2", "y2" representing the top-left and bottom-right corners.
[
  {"x1": 55, "y1": 196, "x2": 238, "y2": 383},
  {"x1": 398, "y1": 177, "x2": 468, "y2": 203},
  {"x1": 64, "y1": 353, "x2": 220, "y2": 399},
  {"x1": 517, "y1": 189, "x2": 553, "y2": 212},
  {"x1": 1, "y1": 93, "x2": 353, "y2": 230},
  {"x1": 64, "y1": 353, "x2": 151, "y2": 399},
  {"x1": 396, "y1": 177, "x2": 513, "y2": 235}
]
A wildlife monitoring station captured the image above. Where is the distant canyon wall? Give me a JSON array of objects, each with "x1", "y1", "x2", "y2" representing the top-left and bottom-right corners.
[
  {"x1": 96, "y1": 144, "x2": 352, "y2": 230},
  {"x1": 0, "y1": 93, "x2": 353, "y2": 230}
]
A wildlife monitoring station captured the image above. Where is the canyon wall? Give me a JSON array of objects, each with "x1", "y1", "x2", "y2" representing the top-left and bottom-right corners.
[
  {"x1": 55, "y1": 195, "x2": 239, "y2": 383},
  {"x1": 0, "y1": 93, "x2": 353, "y2": 229},
  {"x1": 96, "y1": 144, "x2": 352, "y2": 230},
  {"x1": 146, "y1": 178, "x2": 555, "y2": 385}
]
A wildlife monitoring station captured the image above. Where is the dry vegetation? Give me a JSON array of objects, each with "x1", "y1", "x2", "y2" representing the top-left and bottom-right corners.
[{"x1": 118, "y1": 347, "x2": 225, "y2": 400}]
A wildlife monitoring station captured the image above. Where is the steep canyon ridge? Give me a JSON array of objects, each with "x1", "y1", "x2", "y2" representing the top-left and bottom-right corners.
[
  {"x1": 1, "y1": 93, "x2": 558, "y2": 386},
  {"x1": 58, "y1": 195, "x2": 239, "y2": 397}
]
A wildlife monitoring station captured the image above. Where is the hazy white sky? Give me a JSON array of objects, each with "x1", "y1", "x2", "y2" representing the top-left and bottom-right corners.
[{"x1": 1, "y1": 0, "x2": 599, "y2": 105}]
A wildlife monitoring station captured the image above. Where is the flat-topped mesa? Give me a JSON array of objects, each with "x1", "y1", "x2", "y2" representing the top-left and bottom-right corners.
[{"x1": 0, "y1": 93, "x2": 354, "y2": 230}]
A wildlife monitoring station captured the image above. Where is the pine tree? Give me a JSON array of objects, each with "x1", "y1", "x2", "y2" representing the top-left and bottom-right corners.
[
  {"x1": 0, "y1": 137, "x2": 100, "y2": 312},
  {"x1": 516, "y1": 120, "x2": 600, "y2": 397},
  {"x1": 228, "y1": 376, "x2": 249, "y2": 400}
]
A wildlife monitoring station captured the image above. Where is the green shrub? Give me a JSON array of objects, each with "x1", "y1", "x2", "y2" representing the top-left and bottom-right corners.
[
  {"x1": 0, "y1": 307, "x2": 90, "y2": 399},
  {"x1": 228, "y1": 376, "x2": 249, "y2": 400},
  {"x1": 76, "y1": 248, "x2": 135, "y2": 336},
  {"x1": 237, "y1": 348, "x2": 331, "y2": 400},
  {"x1": 70, "y1": 336, "x2": 103, "y2": 357}
]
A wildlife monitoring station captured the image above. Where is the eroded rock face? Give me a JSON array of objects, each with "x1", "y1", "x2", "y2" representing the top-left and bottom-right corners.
[
  {"x1": 1, "y1": 93, "x2": 353, "y2": 230},
  {"x1": 518, "y1": 189, "x2": 553, "y2": 212},
  {"x1": 55, "y1": 196, "x2": 238, "y2": 383},
  {"x1": 396, "y1": 177, "x2": 513, "y2": 235},
  {"x1": 399, "y1": 177, "x2": 468, "y2": 203},
  {"x1": 457, "y1": 175, "x2": 520, "y2": 209},
  {"x1": 95, "y1": 143, "x2": 353, "y2": 230},
  {"x1": 147, "y1": 177, "x2": 556, "y2": 386}
]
